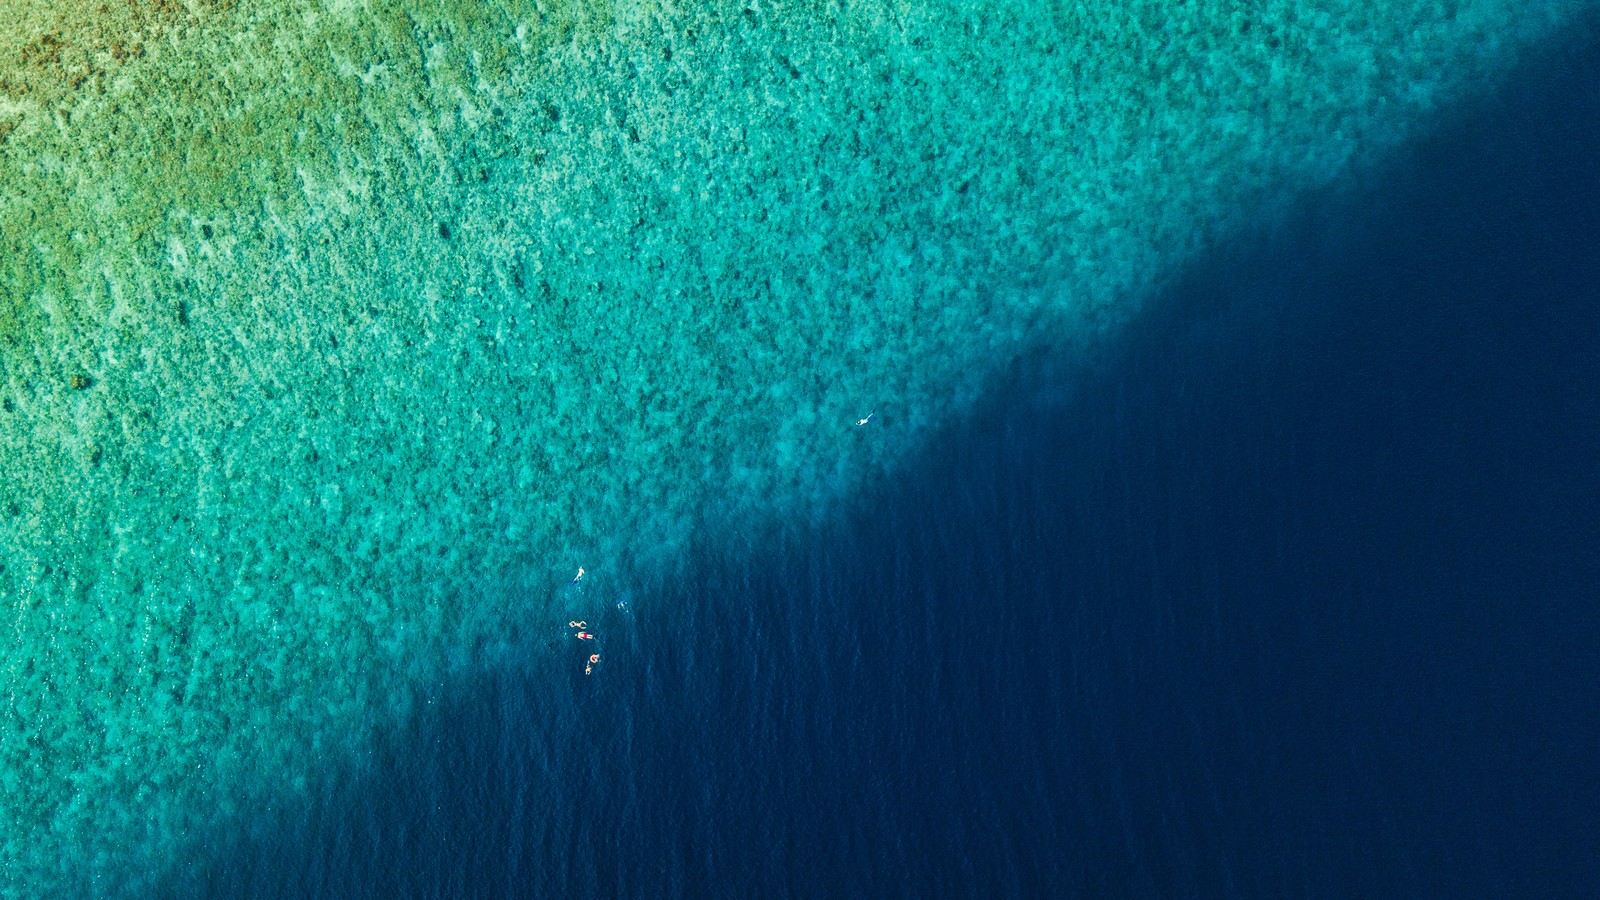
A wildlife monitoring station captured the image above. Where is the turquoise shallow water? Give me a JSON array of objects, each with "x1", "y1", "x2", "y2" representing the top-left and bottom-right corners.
[{"x1": 0, "y1": 0, "x2": 1587, "y2": 891}]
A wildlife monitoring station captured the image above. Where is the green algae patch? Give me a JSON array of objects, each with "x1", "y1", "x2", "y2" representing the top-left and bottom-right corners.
[{"x1": 0, "y1": 0, "x2": 1584, "y2": 892}]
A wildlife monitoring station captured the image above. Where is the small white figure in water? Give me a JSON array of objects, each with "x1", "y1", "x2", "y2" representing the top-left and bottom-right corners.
[
  {"x1": 616, "y1": 600, "x2": 628, "y2": 611},
  {"x1": 569, "y1": 566, "x2": 585, "y2": 585},
  {"x1": 856, "y1": 412, "x2": 875, "y2": 426}
]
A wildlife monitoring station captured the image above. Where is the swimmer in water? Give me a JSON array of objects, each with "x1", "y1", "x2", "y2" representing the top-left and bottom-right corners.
[
  {"x1": 569, "y1": 621, "x2": 586, "y2": 628},
  {"x1": 856, "y1": 412, "x2": 874, "y2": 426},
  {"x1": 575, "y1": 631, "x2": 594, "y2": 641},
  {"x1": 585, "y1": 653, "x2": 600, "y2": 675},
  {"x1": 569, "y1": 567, "x2": 585, "y2": 585}
]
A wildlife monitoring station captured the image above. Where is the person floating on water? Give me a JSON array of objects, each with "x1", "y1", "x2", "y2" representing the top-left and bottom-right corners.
[
  {"x1": 585, "y1": 653, "x2": 600, "y2": 676},
  {"x1": 575, "y1": 631, "x2": 594, "y2": 641},
  {"x1": 856, "y1": 412, "x2": 874, "y2": 426},
  {"x1": 569, "y1": 621, "x2": 586, "y2": 628},
  {"x1": 569, "y1": 566, "x2": 585, "y2": 585}
]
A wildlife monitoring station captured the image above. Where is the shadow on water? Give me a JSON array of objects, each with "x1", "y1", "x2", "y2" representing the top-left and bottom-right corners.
[{"x1": 188, "y1": 13, "x2": 1599, "y2": 899}]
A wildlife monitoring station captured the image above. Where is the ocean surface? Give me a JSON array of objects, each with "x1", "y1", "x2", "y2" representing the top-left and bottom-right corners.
[{"x1": 173, "y1": 17, "x2": 1600, "y2": 899}]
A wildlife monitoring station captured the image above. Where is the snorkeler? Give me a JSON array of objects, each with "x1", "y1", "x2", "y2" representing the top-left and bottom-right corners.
[
  {"x1": 855, "y1": 412, "x2": 874, "y2": 426},
  {"x1": 569, "y1": 567, "x2": 585, "y2": 585},
  {"x1": 584, "y1": 653, "x2": 600, "y2": 675}
]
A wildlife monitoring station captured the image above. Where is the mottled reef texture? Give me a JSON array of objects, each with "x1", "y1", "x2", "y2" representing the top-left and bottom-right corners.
[{"x1": 0, "y1": 0, "x2": 1583, "y2": 894}]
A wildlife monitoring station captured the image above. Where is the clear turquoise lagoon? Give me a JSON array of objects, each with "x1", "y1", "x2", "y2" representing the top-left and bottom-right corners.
[{"x1": 0, "y1": 0, "x2": 1586, "y2": 892}]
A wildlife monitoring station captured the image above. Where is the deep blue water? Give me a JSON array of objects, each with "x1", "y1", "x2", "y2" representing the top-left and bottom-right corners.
[{"x1": 197, "y1": 18, "x2": 1599, "y2": 900}]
